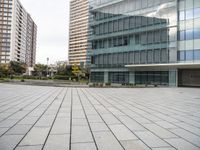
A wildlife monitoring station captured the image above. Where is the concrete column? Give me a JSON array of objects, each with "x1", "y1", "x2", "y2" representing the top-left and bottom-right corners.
[
  {"x1": 104, "y1": 71, "x2": 108, "y2": 83},
  {"x1": 129, "y1": 72, "x2": 135, "y2": 84},
  {"x1": 169, "y1": 69, "x2": 177, "y2": 87}
]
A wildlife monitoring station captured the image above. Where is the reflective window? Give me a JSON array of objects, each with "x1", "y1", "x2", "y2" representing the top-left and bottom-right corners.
[
  {"x1": 154, "y1": 49, "x2": 160, "y2": 63},
  {"x1": 186, "y1": 50, "x2": 193, "y2": 60},
  {"x1": 124, "y1": 18, "x2": 129, "y2": 30},
  {"x1": 179, "y1": 11, "x2": 185, "y2": 21},
  {"x1": 186, "y1": 29, "x2": 193, "y2": 40},
  {"x1": 194, "y1": 50, "x2": 200, "y2": 60},
  {"x1": 130, "y1": 17, "x2": 135, "y2": 29},
  {"x1": 194, "y1": 28, "x2": 200, "y2": 39},
  {"x1": 135, "y1": 34, "x2": 140, "y2": 44},
  {"x1": 178, "y1": 51, "x2": 185, "y2": 61},
  {"x1": 179, "y1": 31, "x2": 185, "y2": 41},
  {"x1": 113, "y1": 20, "x2": 118, "y2": 32},
  {"x1": 186, "y1": 9, "x2": 193, "y2": 20},
  {"x1": 194, "y1": 8, "x2": 200, "y2": 18}
]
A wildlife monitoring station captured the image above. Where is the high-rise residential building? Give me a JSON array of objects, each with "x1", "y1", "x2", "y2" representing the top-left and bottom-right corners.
[
  {"x1": 88, "y1": 0, "x2": 200, "y2": 87},
  {"x1": 69, "y1": 0, "x2": 89, "y2": 67},
  {"x1": 0, "y1": 0, "x2": 37, "y2": 67}
]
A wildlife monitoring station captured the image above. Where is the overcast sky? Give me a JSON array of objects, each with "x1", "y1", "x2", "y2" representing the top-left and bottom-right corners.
[{"x1": 20, "y1": 0, "x2": 70, "y2": 64}]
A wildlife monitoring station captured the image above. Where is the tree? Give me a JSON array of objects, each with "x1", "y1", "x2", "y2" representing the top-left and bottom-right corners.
[
  {"x1": 0, "y1": 64, "x2": 9, "y2": 77},
  {"x1": 9, "y1": 61, "x2": 26, "y2": 75},
  {"x1": 34, "y1": 64, "x2": 47, "y2": 77}
]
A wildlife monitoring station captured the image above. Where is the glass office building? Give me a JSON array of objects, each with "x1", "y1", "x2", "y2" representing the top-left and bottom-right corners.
[{"x1": 88, "y1": 0, "x2": 200, "y2": 86}]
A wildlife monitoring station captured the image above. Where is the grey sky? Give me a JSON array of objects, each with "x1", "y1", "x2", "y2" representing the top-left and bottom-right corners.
[{"x1": 20, "y1": 0, "x2": 70, "y2": 64}]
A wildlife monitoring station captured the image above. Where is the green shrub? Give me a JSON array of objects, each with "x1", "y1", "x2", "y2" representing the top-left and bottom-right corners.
[{"x1": 54, "y1": 75, "x2": 69, "y2": 80}]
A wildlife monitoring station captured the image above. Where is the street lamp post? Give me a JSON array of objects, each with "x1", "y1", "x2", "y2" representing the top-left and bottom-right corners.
[{"x1": 47, "y1": 57, "x2": 49, "y2": 77}]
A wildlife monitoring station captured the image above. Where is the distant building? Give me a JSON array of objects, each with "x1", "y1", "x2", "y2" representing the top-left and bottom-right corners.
[
  {"x1": 0, "y1": 0, "x2": 37, "y2": 67},
  {"x1": 69, "y1": 0, "x2": 89, "y2": 67},
  {"x1": 88, "y1": 0, "x2": 200, "y2": 87}
]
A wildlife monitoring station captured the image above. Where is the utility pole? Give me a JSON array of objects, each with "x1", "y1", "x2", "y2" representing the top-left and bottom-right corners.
[{"x1": 47, "y1": 57, "x2": 49, "y2": 77}]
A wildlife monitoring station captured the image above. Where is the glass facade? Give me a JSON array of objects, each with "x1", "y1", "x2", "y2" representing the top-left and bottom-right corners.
[
  {"x1": 89, "y1": 0, "x2": 200, "y2": 86},
  {"x1": 178, "y1": 0, "x2": 200, "y2": 62}
]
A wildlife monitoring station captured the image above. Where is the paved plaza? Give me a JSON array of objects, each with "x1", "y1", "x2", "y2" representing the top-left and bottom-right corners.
[{"x1": 0, "y1": 84, "x2": 200, "y2": 150}]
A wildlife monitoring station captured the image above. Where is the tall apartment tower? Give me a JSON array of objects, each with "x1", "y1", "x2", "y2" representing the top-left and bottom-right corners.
[
  {"x1": 69, "y1": 0, "x2": 89, "y2": 67},
  {"x1": 89, "y1": 0, "x2": 200, "y2": 87},
  {"x1": 0, "y1": 0, "x2": 37, "y2": 67}
]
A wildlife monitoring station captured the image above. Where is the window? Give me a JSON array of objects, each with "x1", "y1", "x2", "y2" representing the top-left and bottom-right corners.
[
  {"x1": 178, "y1": 51, "x2": 185, "y2": 61},
  {"x1": 147, "y1": 16, "x2": 154, "y2": 25},
  {"x1": 124, "y1": 18, "x2": 129, "y2": 30},
  {"x1": 108, "y1": 39, "x2": 112, "y2": 47},
  {"x1": 161, "y1": 49, "x2": 168, "y2": 63},
  {"x1": 147, "y1": 32, "x2": 153, "y2": 44},
  {"x1": 130, "y1": 16, "x2": 135, "y2": 29},
  {"x1": 123, "y1": 36, "x2": 129, "y2": 46},
  {"x1": 118, "y1": 19, "x2": 123, "y2": 31},
  {"x1": 154, "y1": 30, "x2": 161, "y2": 43},
  {"x1": 140, "y1": 51, "x2": 146, "y2": 64},
  {"x1": 135, "y1": 16, "x2": 142, "y2": 27},
  {"x1": 186, "y1": 9, "x2": 193, "y2": 20},
  {"x1": 104, "y1": 22, "x2": 108, "y2": 34},
  {"x1": 135, "y1": 52, "x2": 140, "y2": 64},
  {"x1": 99, "y1": 24, "x2": 103, "y2": 34},
  {"x1": 154, "y1": 49, "x2": 160, "y2": 63},
  {"x1": 186, "y1": 29, "x2": 193, "y2": 40},
  {"x1": 147, "y1": 50, "x2": 153, "y2": 63},
  {"x1": 194, "y1": 28, "x2": 200, "y2": 39},
  {"x1": 179, "y1": 31, "x2": 185, "y2": 41},
  {"x1": 194, "y1": 8, "x2": 200, "y2": 18},
  {"x1": 129, "y1": 52, "x2": 134, "y2": 64},
  {"x1": 135, "y1": 34, "x2": 140, "y2": 44},
  {"x1": 179, "y1": 11, "x2": 185, "y2": 21},
  {"x1": 194, "y1": 50, "x2": 200, "y2": 60},
  {"x1": 108, "y1": 22, "x2": 113, "y2": 33},
  {"x1": 186, "y1": 50, "x2": 193, "y2": 61},
  {"x1": 161, "y1": 29, "x2": 168, "y2": 42},
  {"x1": 113, "y1": 20, "x2": 118, "y2": 32},
  {"x1": 142, "y1": 16, "x2": 147, "y2": 26},
  {"x1": 141, "y1": 33, "x2": 147, "y2": 45}
]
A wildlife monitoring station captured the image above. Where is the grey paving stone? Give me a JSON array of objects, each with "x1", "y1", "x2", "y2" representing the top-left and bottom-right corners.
[
  {"x1": 101, "y1": 114, "x2": 121, "y2": 125},
  {"x1": 19, "y1": 127, "x2": 50, "y2": 146},
  {"x1": 90, "y1": 122, "x2": 109, "y2": 132},
  {"x1": 143, "y1": 123, "x2": 177, "y2": 139},
  {"x1": 170, "y1": 128, "x2": 200, "y2": 147},
  {"x1": 43, "y1": 134, "x2": 70, "y2": 150},
  {"x1": 0, "y1": 135, "x2": 23, "y2": 150},
  {"x1": 71, "y1": 142, "x2": 97, "y2": 150},
  {"x1": 120, "y1": 140, "x2": 145, "y2": 150},
  {"x1": 135, "y1": 131, "x2": 170, "y2": 148},
  {"x1": 130, "y1": 117, "x2": 152, "y2": 124},
  {"x1": 71, "y1": 126, "x2": 93, "y2": 143},
  {"x1": 0, "y1": 127, "x2": 8, "y2": 136},
  {"x1": 166, "y1": 138, "x2": 200, "y2": 150},
  {"x1": 50, "y1": 118, "x2": 70, "y2": 134},
  {"x1": 155, "y1": 121, "x2": 178, "y2": 129},
  {"x1": 134, "y1": 140, "x2": 151, "y2": 150},
  {"x1": 6, "y1": 124, "x2": 32, "y2": 135},
  {"x1": 118, "y1": 115, "x2": 146, "y2": 131},
  {"x1": 35, "y1": 115, "x2": 55, "y2": 127},
  {"x1": 0, "y1": 119, "x2": 19, "y2": 128},
  {"x1": 152, "y1": 147, "x2": 176, "y2": 150},
  {"x1": 72, "y1": 118, "x2": 88, "y2": 126},
  {"x1": 173, "y1": 122, "x2": 200, "y2": 136},
  {"x1": 94, "y1": 131, "x2": 124, "y2": 150},
  {"x1": 87, "y1": 115, "x2": 103, "y2": 123},
  {"x1": 15, "y1": 145, "x2": 42, "y2": 150},
  {"x1": 109, "y1": 124, "x2": 138, "y2": 141},
  {"x1": 18, "y1": 116, "x2": 39, "y2": 125}
]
